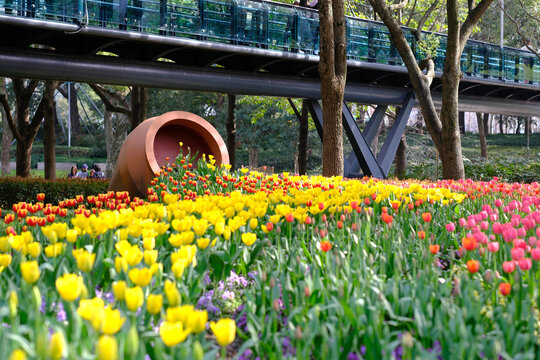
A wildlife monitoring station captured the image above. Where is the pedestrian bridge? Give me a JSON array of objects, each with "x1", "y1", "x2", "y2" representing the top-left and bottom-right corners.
[{"x1": 0, "y1": 0, "x2": 538, "y2": 178}]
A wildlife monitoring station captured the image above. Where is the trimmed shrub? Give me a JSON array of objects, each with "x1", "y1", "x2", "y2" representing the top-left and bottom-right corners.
[{"x1": 0, "y1": 177, "x2": 110, "y2": 209}]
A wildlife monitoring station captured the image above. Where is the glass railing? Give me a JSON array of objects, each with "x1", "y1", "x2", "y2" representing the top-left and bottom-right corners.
[{"x1": 1, "y1": 0, "x2": 539, "y2": 85}]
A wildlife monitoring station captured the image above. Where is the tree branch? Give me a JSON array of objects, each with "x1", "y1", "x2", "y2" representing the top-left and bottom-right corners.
[
  {"x1": 389, "y1": 0, "x2": 408, "y2": 11},
  {"x1": 499, "y1": 1, "x2": 540, "y2": 59},
  {"x1": 419, "y1": 58, "x2": 435, "y2": 85},
  {"x1": 0, "y1": 92, "x2": 22, "y2": 142},
  {"x1": 460, "y1": 0, "x2": 495, "y2": 50},
  {"x1": 89, "y1": 84, "x2": 131, "y2": 115},
  {"x1": 29, "y1": 81, "x2": 60, "y2": 134},
  {"x1": 413, "y1": 0, "x2": 440, "y2": 40}
]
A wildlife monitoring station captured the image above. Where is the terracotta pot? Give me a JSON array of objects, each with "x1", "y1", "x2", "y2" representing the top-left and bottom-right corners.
[{"x1": 109, "y1": 111, "x2": 229, "y2": 198}]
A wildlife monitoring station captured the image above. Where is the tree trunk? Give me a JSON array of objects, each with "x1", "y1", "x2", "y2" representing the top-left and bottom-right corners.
[
  {"x1": 69, "y1": 83, "x2": 81, "y2": 138},
  {"x1": 15, "y1": 139, "x2": 33, "y2": 177},
  {"x1": 318, "y1": 0, "x2": 347, "y2": 177},
  {"x1": 0, "y1": 79, "x2": 12, "y2": 176},
  {"x1": 370, "y1": 116, "x2": 384, "y2": 156},
  {"x1": 483, "y1": 113, "x2": 489, "y2": 135},
  {"x1": 515, "y1": 116, "x2": 523, "y2": 134},
  {"x1": 458, "y1": 111, "x2": 465, "y2": 134},
  {"x1": 248, "y1": 147, "x2": 259, "y2": 168},
  {"x1": 395, "y1": 135, "x2": 407, "y2": 179},
  {"x1": 297, "y1": 99, "x2": 309, "y2": 175},
  {"x1": 226, "y1": 94, "x2": 236, "y2": 170},
  {"x1": 104, "y1": 110, "x2": 114, "y2": 178},
  {"x1": 107, "y1": 112, "x2": 130, "y2": 178},
  {"x1": 43, "y1": 81, "x2": 57, "y2": 180},
  {"x1": 131, "y1": 87, "x2": 148, "y2": 131},
  {"x1": 476, "y1": 112, "x2": 488, "y2": 160},
  {"x1": 499, "y1": 114, "x2": 504, "y2": 134}
]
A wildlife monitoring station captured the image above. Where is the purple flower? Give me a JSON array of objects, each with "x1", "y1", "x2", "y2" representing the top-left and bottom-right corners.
[{"x1": 347, "y1": 352, "x2": 360, "y2": 360}]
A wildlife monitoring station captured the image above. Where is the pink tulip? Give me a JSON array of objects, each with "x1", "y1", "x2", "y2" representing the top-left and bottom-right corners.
[
  {"x1": 513, "y1": 239, "x2": 527, "y2": 250},
  {"x1": 531, "y1": 248, "x2": 540, "y2": 261},
  {"x1": 537, "y1": 227, "x2": 540, "y2": 238},
  {"x1": 490, "y1": 213, "x2": 498, "y2": 222},
  {"x1": 502, "y1": 261, "x2": 516, "y2": 273},
  {"x1": 487, "y1": 242, "x2": 499, "y2": 253},
  {"x1": 517, "y1": 227, "x2": 526, "y2": 238},
  {"x1": 445, "y1": 222, "x2": 456, "y2": 232},
  {"x1": 459, "y1": 218, "x2": 467, "y2": 227},
  {"x1": 518, "y1": 258, "x2": 532, "y2": 271},
  {"x1": 511, "y1": 247, "x2": 525, "y2": 261},
  {"x1": 494, "y1": 199, "x2": 503, "y2": 207},
  {"x1": 480, "y1": 221, "x2": 489, "y2": 231},
  {"x1": 529, "y1": 237, "x2": 538, "y2": 247},
  {"x1": 511, "y1": 218, "x2": 520, "y2": 227}
]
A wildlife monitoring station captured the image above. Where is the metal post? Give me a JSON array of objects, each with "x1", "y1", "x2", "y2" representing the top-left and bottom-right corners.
[
  {"x1": 67, "y1": 83, "x2": 71, "y2": 156},
  {"x1": 500, "y1": 0, "x2": 504, "y2": 49}
]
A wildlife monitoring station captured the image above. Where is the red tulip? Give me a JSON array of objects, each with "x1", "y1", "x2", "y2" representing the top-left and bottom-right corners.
[
  {"x1": 499, "y1": 282, "x2": 511, "y2": 296},
  {"x1": 421, "y1": 212, "x2": 432, "y2": 223},
  {"x1": 466, "y1": 260, "x2": 480, "y2": 274},
  {"x1": 320, "y1": 241, "x2": 332, "y2": 252}
]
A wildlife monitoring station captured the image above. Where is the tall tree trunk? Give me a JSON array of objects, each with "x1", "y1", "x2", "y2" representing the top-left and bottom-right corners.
[
  {"x1": 319, "y1": 0, "x2": 347, "y2": 176},
  {"x1": 0, "y1": 78, "x2": 12, "y2": 176},
  {"x1": 499, "y1": 114, "x2": 504, "y2": 134},
  {"x1": 395, "y1": 135, "x2": 407, "y2": 178},
  {"x1": 43, "y1": 81, "x2": 57, "y2": 180},
  {"x1": 226, "y1": 94, "x2": 236, "y2": 170},
  {"x1": 131, "y1": 87, "x2": 148, "y2": 131},
  {"x1": 108, "y1": 113, "x2": 130, "y2": 177},
  {"x1": 297, "y1": 99, "x2": 309, "y2": 175},
  {"x1": 248, "y1": 147, "x2": 259, "y2": 168},
  {"x1": 483, "y1": 113, "x2": 489, "y2": 135},
  {"x1": 69, "y1": 83, "x2": 81, "y2": 138},
  {"x1": 515, "y1": 116, "x2": 523, "y2": 134},
  {"x1": 458, "y1": 111, "x2": 465, "y2": 134},
  {"x1": 104, "y1": 110, "x2": 114, "y2": 178},
  {"x1": 476, "y1": 112, "x2": 488, "y2": 160}
]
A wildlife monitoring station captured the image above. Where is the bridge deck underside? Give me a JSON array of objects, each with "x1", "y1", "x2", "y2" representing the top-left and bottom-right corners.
[{"x1": 0, "y1": 19, "x2": 539, "y2": 115}]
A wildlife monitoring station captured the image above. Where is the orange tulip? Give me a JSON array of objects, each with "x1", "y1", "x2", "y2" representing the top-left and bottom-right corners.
[{"x1": 466, "y1": 260, "x2": 480, "y2": 274}]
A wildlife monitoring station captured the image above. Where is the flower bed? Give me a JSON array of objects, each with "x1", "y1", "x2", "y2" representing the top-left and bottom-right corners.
[{"x1": 0, "y1": 149, "x2": 539, "y2": 359}]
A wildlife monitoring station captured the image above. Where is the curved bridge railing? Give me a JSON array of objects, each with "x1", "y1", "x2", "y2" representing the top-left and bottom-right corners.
[{"x1": 1, "y1": 0, "x2": 539, "y2": 85}]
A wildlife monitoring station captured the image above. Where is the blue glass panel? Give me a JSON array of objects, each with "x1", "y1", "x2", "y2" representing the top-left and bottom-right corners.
[
  {"x1": 371, "y1": 23, "x2": 391, "y2": 63},
  {"x1": 235, "y1": 0, "x2": 266, "y2": 47},
  {"x1": 266, "y1": 2, "x2": 295, "y2": 50},
  {"x1": 486, "y1": 45, "x2": 502, "y2": 79},
  {"x1": 202, "y1": 0, "x2": 234, "y2": 43},
  {"x1": 346, "y1": 17, "x2": 369, "y2": 61}
]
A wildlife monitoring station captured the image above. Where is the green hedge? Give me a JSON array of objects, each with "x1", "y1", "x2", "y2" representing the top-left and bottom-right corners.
[{"x1": 0, "y1": 178, "x2": 110, "y2": 209}]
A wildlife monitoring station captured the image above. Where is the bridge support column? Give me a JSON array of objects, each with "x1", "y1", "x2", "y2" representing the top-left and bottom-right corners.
[{"x1": 301, "y1": 92, "x2": 414, "y2": 179}]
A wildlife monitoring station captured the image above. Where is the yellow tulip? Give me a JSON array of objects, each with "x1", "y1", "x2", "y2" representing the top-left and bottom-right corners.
[
  {"x1": 124, "y1": 286, "x2": 144, "y2": 312},
  {"x1": 146, "y1": 294, "x2": 163, "y2": 315},
  {"x1": 159, "y1": 321, "x2": 190, "y2": 347},
  {"x1": 128, "y1": 267, "x2": 153, "y2": 287},
  {"x1": 66, "y1": 229, "x2": 78, "y2": 243},
  {"x1": 143, "y1": 250, "x2": 158, "y2": 266},
  {"x1": 114, "y1": 256, "x2": 128, "y2": 274},
  {"x1": 210, "y1": 318, "x2": 236, "y2": 347},
  {"x1": 164, "y1": 280, "x2": 181, "y2": 307},
  {"x1": 8, "y1": 349, "x2": 26, "y2": 360},
  {"x1": 0, "y1": 253, "x2": 12, "y2": 267},
  {"x1": 166, "y1": 305, "x2": 194, "y2": 324},
  {"x1": 125, "y1": 246, "x2": 143, "y2": 267},
  {"x1": 241, "y1": 233, "x2": 257, "y2": 246},
  {"x1": 172, "y1": 259, "x2": 187, "y2": 279},
  {"x1": 185, "y1": 309, "x2": 208, "y2": 334},
  {"x1": 196, "y1": 237, "x2": 211, "y2": 249},
  {"x1": 9, "y1": 290, "x2": 17, "y2": 317},
  {"x1": 101, "y1": 307, "x2": 125, "y2": 335},
  {"x1": 78, "y1": 298, "x2": 105, "y2": 330},
  {"x1": 96, "y1": 335, "x2": 118, "y2": 360},
  {"x1": 74, "y1": 249, "x2": 96, "y2": 273},
  {"x1": 48, "y1": 331, "x2": 66, "y2": 360},
  {"x1": 56, "y1": 274, "x2": 84, "y2": 302},
  {"x1": 112, "y1": 281, "x2": 126, "y2": 301},
  {"x1": 45, "y1": 243, "x2": 65, "y2": 258},
  {"x1": 25, "y1": 242, "x2": 41, "y2": 258},
  {"x1": 193, "y1": 219, "x2": 209, "y2": 237},
  {"x1": 143, "y1": 237, "x2": 155, "y2": 250},
  {"x1": 21, "y1": 261, "x2": 40, "y2": 284},
  {"x1": 249, "y1": 218, "x2": 258, "y2": 230},
  {"x1": 214, "y1": 221, "x2": 225, "y2": 235}
]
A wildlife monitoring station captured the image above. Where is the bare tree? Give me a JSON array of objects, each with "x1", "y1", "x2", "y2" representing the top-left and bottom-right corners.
[
  {"x1": 368, "y1": 0, "x2": 495, "y2": 179},
  {"x1": 0, "y1": 78, "x2": 12, "y2": 176},
  {"x1": 319, "y1": 0, "x2": 347, "y2": 176}
]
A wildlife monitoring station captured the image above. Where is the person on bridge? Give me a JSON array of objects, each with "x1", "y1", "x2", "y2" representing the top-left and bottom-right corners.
[{"x1": 521, "y1": 39, "x2": 535, "y2": 84}]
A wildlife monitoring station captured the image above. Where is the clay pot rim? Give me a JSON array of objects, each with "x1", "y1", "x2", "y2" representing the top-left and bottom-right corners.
[{"x1": 144, "y1": 111, "x2": 229, "y2": 174}]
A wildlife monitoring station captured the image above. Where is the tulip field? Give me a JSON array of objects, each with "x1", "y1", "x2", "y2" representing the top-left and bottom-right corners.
[{"x1": 1, "y1": 148, "x2": 540, "y2": 360}]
